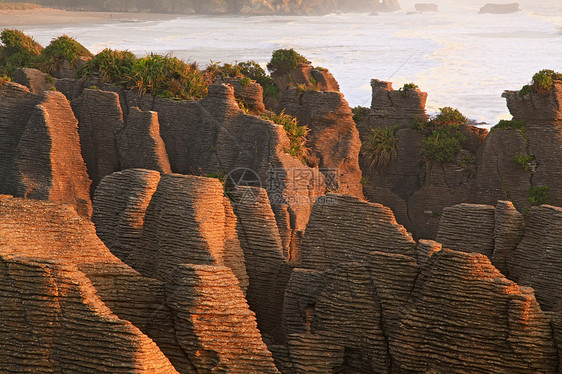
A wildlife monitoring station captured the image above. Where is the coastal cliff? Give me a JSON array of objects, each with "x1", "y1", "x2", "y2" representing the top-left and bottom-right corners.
[{"x1": 0, "y1": 33, "x2": 562, "y2": 373}]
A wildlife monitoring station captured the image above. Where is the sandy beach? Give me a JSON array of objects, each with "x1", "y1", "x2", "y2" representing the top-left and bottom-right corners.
[{"x1": 0, "y1": 8, "x2": 179, "y2": 28}]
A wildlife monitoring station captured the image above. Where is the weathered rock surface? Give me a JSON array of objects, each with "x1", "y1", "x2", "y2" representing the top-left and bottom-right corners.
[
  {"x1": 507, "y1": 205, "x2": 562, "y2": 311},
  {"x1": 479, "y1": 3, "x2": 521, "y2": 14},
  {"x1": 218, "y1": 76, "x2": 266, "y2": 113},
  {"x1": 8, "y1": 89, "x2": 92, "y2": 217},
  {"x1": 300, "y1": 194, "x2": 416, "y2": 270},
  {"x1": 392, "y1": 248, "x2": 558, "y2": 373},
  {"x1": 278, "y1": 88, "x2": 363, "y2": 198},
  {"x1": 435, "y1": 203, "x2": 496, "y2": 257},
  {"x1": 359, "y1": 80, "x2": 485, "y2": 239},
  {"x1": 72, "y1": 88, "x2": 124, "y2": 192},
  {"x1": 492, "y1": 200, "x2": 524, "y2": 275},
  {"x1": 272, "y1": 63, "x2": 340, "y2": 93},
  {"x1": 369, "y1": 79, "x2": 427, "y2": 130},
  {"x1": 124, "y1": 173, "x2": 249, "y2": 291},
  {"x1": 0, "y1": 196, "x2": 181, "y2": 373},
  {"x1": 118, "y1": 107, "x2": 172, "y2": 173},
  {"x1": 13, "y1": 67, "x2": 56, "y2": 94},
  {"x1": 166, "y1": 264, "x2": 279, "y2": 373},
  {"x1": 92, "y1": 169, "x2": 161, "y2": 260},
  {"x1": 232, "y1": 187, "x2": 292, "y2": 345},
  {"x1": 0, "y1": 82, "x2": 40, "y2": 196},
  {"x1": 553, "y1": 298, "x2": 562, "y2": 373}
]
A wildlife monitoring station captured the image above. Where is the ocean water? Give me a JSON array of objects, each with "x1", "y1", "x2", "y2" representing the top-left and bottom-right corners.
[{"x1": 21, "y1": 0, "x2": 562, "y2": 127}]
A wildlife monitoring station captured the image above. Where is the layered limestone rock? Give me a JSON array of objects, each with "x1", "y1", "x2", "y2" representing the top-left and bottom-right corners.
[
  {"x1": 232, "y1": 187, "x2": 292, "y2": 345},
  {"x1": 369, "y1": 79, "x2": 428, "y2": 131},
  {"x1": 435, "y1": 203, "x2": 496, "y2": 257},
  {"x1": 9, "y1": 89, "x2": 92, "y2": 217},
  {"x1": 299, "y1": 194, "x2": 416, "y2": 271},
  {"x1": 0, "y1": 196, "x2": 182, "y2": 373},
  {"x1": 278, "y1": 88, "x2": 363, "y2": 198},
  {"x1": 92, "y1": 169, "x2": 161, "y2": 260},
  {"x1": 553, "y1": 299, "x2": 562, "y2": 372},
  {"x1": 271, "y1": 63, "x2": 340, "y2": 93},
  {"x1": 476, "y1": 81, "x2": 562, "y2": 212},
  {"x1": 0, "y1": 82, "x2": 40, "y2": 196},
  {"x1": 124, "y1": 173, "x2": 249, "y2": 291},
  {"x1": 13, "y1": 67, "x2": 57, "y2": 94},
  {"x1": 125, "y1": 83, "x2": 325, "y2": 254},
  {"x1": 118, "y1": 107, "x2": 172, "y2": 173},
  {"x1": 507, "y1": 205, "x2": 562, "y2": 311},
  {"x1": 492, "y1": 200, "x2": 524, "y2": 275},
  {"x1": 0, "y1": 255, "x2": 179, "y2": 374},
  {"x1": 282, "y1": 195, "x2": 417, "y2": 373},
  {"x1": 360, "y1": 79, "x2": 486, "y2": 239},
  {"x1": 217, "y1": 76, "x2": 266, "y2": 113},
  {"x1": 391, "y1": 248, "x2": 558, "y2": 373},
  {"x1": 166, "y1": 264, "x2": 279, "y2": 373},
  {"x1": 72, "y1": 88, "x2": 124, "y2": 191}
]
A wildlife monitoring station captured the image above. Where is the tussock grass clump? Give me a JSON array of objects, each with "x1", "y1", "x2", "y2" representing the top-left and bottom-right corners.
[
  {"x1": 129, "y1": 53, "x2": 207, "y2": 100},
  {"x1": 491, "y1": 119, "x2": 525, "y2": 132},
  {"x1": 79, "y1": 48, "x2": 135, "y2": 84},
  {"x1": 262, "y1": 110, "x2": 309, "y2": 162},
  {"x1": 39, "y1": 35, "x2": 92, "y2": 74},
  {"x1": 266, "y1": 48, "x2": 308, "y2": 75},
  {"x1": 0, "y1": 28, "x2": 43, "y2": 76},
  {"x1": 519, "y1": 69, "x2": 562, "y2": 96},
  {"x1": 362, "y1": 125, "x2": 399, "y2": 170}
]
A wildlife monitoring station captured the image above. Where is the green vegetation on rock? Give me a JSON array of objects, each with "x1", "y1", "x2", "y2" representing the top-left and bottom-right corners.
[
  {"x1": 529, "y1": 185, "x2": 550, "y2": 206},
  {"x1": 352, "y1": 106, "x2": 369, "y2": 124},
  {"x1": 266, "y1": 48, "x2": 308, "y2": 75},
  {"x1": 129, "y1": 53, "x2": 207, "y2": 100},
  {"x1": 262, "y1": 110, "x2": 309, "y2": 163},
  {"x1": 78, "y1": 48, "x2": 135, "y2": 84},
  {"x1": 362, "y1": 125, "x2": 399, "y2": 170},
  {"x1": 399, "y1": 82, "x2": 419, "y2": 95},
  {"x1": 39, "y1": 35, "x2": 92, "y2": 74},
  {"x1": 519, "y1": 69, "x2": 562, "y2": 96},
  {"x1": 0, "y1": 28, "x2": 42, "y2": 76},
  {"x1": 415, "y1": 107, "x2": 467, "y2": 163}
]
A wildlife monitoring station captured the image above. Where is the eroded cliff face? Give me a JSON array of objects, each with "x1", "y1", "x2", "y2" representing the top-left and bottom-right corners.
[
  {"x1": 0, "y1": 83, "x2": 92, "y2": 218},
  {"x1": 357, "y1": 80, "x2": 486, "y2": 239}
]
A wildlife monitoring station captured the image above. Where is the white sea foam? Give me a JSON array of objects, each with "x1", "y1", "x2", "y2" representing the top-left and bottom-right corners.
[{"x1": 21, "y1": 2, "x2": 562, "y2": 127}]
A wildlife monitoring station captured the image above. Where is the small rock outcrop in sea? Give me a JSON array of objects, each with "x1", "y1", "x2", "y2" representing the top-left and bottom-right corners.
[
  {"x1": 415, "y1": 3, "x2": 438, "y2": 12},
  {"x1": 479, "y1": 3, "x2": 521, "y2": 14},
  {"x1": 0, "y1": 83, "x2": 92, "y2": 218}
]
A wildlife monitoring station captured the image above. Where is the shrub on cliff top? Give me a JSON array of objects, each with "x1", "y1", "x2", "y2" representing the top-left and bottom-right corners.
[
  {"x1": 266, "y1": 48, "x2": 308, "y2": 75},
  {"x1": 262, "y1": 110, "x2": 309, "y2": 162},
  {"x1": 39, "y1": 35, "x2": 92, "y2": 74},
  {"x1": 78, "y1": 48, "x2": 136, "y2": 84},
  {"x1": 532, "y1": 69, "x2": 562, "y2": 93},
  {"x1": 0, "y1": 29, "x2": 43, "y2": 76},
  {"x1": 362, "y1": 125, "x2": 399, "y2": 171},
  {"x1": 415, "y1": 107, "x2": 467, "y2": 163},
  {"x1": 130, "y1": 53, "x2": 207, "y2": 100},
  {"x1": 399, "y1": 82, "x2": 419, "y2": 95},
  {"x1": 352, "y1": 106, "x2": 369, "y2": 124}
]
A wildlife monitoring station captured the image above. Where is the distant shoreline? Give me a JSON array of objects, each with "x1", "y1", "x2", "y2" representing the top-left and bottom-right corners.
[{"x1": 0, "y1": 8, "x2": 179, "y2": 27}]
